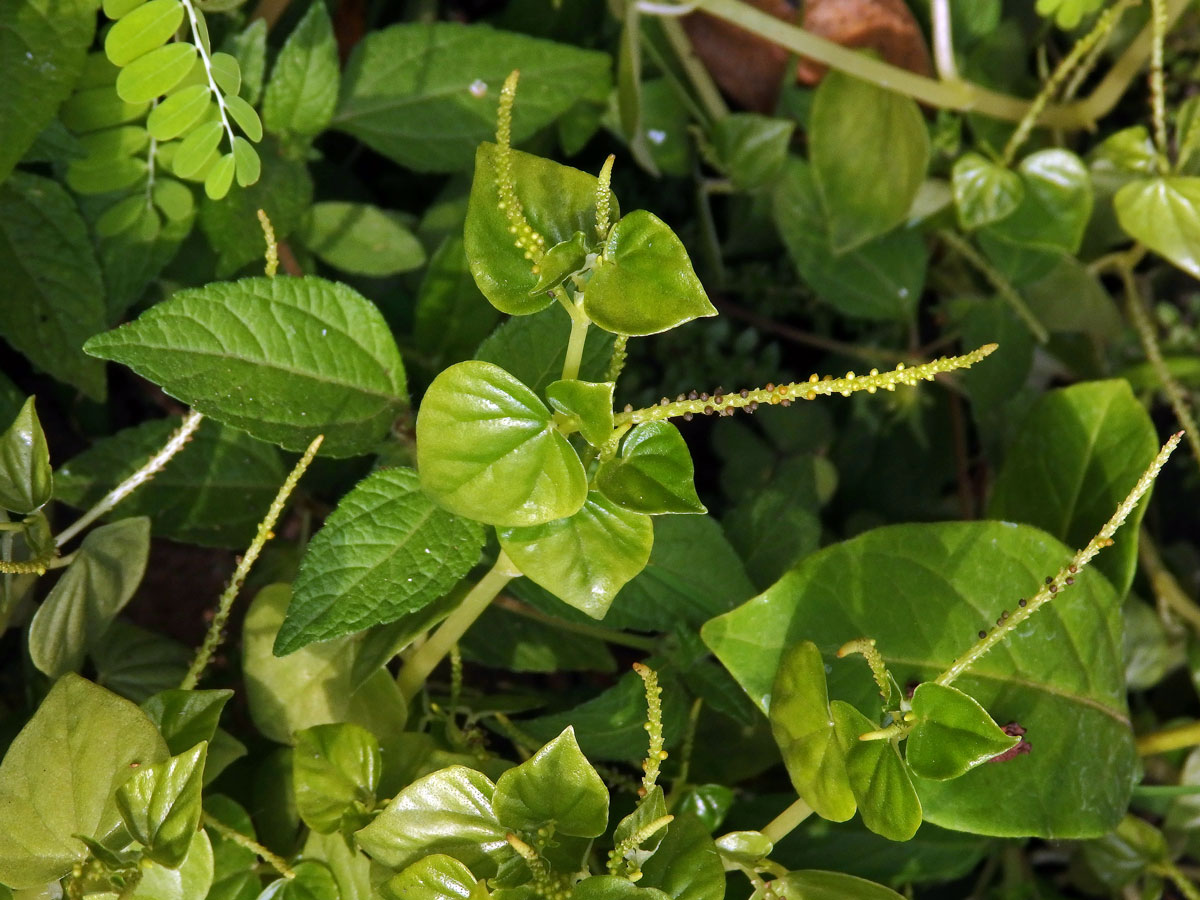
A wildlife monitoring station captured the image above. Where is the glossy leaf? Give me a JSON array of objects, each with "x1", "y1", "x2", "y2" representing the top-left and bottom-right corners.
[
  {"x1": 574, "y1": 878, "x2": 671, "y2": 900},
  {"x1": 493, "y1": 727, "x2": 609, "y2": 837},
  {"x1": 28, "y1": 518, "x2": 151, "y2": 679},
  {"x1": 298, "y1": 202, "x2": 426, "y2": 277},
  {"x1": 293, "y1": 724, "x2": 380, "y2": 834},
  {"x1": 277, "y1": 467, "x2": 484, "y2": 653},
  {"x1": 639, "y1": 815, "x2": 725, "y2": 900},
  {"x1": 987, "y1": 380, "x2": 1157, "y2": 597},
  {"x1": 546, "y1": 379, "x2": 615, "y2": 447},
  {"x1": 584, "y1": 211, "x2": 717, "y2": 336},
  {"x1": 769, "y1": 641, "x2": 856, "y2": 822},
  {"x1": 809, "y1": 71, "x2": 929, "y2": 252},
  {"x1": 259, "y1": 861, "x2": 338, "y2": 900},
  {"x1": 142, "y1": 689, "x2": 234, "y2": 756},
  {"x1": 355, "y1": 766, "x2": 510, "y2": 875},
  {"x1": 105, "y1": 0, "x2": 184, "y2": 67},
  {"x1": 130, "y1": 828, "x2": 214, "y2": 900},
  {"x1": 380, "y1": 855, "x2": 477, "y2": 900},
  {"x1": 1114, "y1": 176, "x2": 1200, "y2": 279},
  {"x1": 116, "y1": 42, "x2": 198, "y2": 103},
  {"x1": 833, "y1": 701, "x2": 922, "y2": 842},
  {"x1": 703, "y1": 521, "x2": 1133, "y2": 837},
  {"x1": 0, "y1": 397, "x2": 52, "y2": 514},
  {"x1": 416, "y1": 360, "x2": 587, "y2": 527},
  {"x1": 262, "y1": 0, "x2": 337, "y2": 138},
  {"x1": 116, "y1": 742, "x2": 207, "y2": 867},
  {"x1": 765, "y1": 870, "x2": 903, "y2": 900},
  {"x1": 474, "y1": 304, "x2": 614, "y2": 396},
  {"x1": 0, "y1": 674, "x2": 168, "y2": 888},
  {"x1": 596, "y1": 421, "x2": 705, "y2": 515},
  {"x1": 300, "y1": 829, "x2": 369, "y2": 900},
  {"x1": 84, "y1": 276, "x2": 408, "y2": 457},
  {"x1": 906, "y1": 683, "x2": 1017, "y2": 781},
  {"x1": 531, "y1": 231, "x2": 589, "y2": 293},
  {"x1": 982, "y1": 149, "x2": 1093, "y2": 254},
  {"x1": 465, "y1": 143, "x2": 614, "y2": 316},
  {"x1": 498, "y1": 492, "x2": 653, "y2": 619},
  {"x1": 613, "y1": 785, "x2": 668, "y2": 863},
  {"x1": 333, "y1": 22, "x2": 610, "y2": 172},
  {"x1": 713, "y1": 831, "x2": 772, "y2": 866},
  {"x1": 951, "y1": 152, "x2": 1023, "y2": 229}
]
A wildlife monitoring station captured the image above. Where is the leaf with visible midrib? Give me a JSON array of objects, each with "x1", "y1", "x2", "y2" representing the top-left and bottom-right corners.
[
  {"x1": 702, "y1": 521, "x2": 1133, "y2": 838},
  {"x1": 84, "y1": 276, "x2": 408, "y2": 458}
]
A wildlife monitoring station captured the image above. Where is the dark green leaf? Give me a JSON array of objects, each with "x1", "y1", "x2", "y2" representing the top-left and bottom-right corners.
[
  {"x1": 951, "y1": 152, "x2": 1023, "y2": 229},
  {"x1": 639, "y1": 815, "x2": 725, "y2": 900},
  {"x1": 458, "y1": 604, "x2": 616, "y2": 673},
  {"x1": 293, "y1": 724, "x2": 380, "y2": 834},
  {"x1": 675, "y1": 785, "x2": 734, "y2": 833},
  {"x1": 0, "y1": 397, "x2": 51, "y2": 514},
  {"x1": 767, "y1": 870, "x2": 903, "y2": 900},
  {"x1": 298, "y1": 202, "x2": 426, "y2": 277},
  {"x1": 493, "y1": 727, "x2": 609, "y2": 837},
  {"x1": 597, "y1": 421, "x2": 705, "y2": 515},
  {"x1": 142, "y1": 689, "x2": 235, "y2": 756},
  {"x1": 262, "y1": 0, "x2": 338, "y2": 138},
  {"x1": 982, "y1": 149, "x2": 1093, "y2": 254},
  {"x1": 380, "y1": 855, "x2": 477, "y2": 900},
  {"x1": 906, "y1": 683, "x2": 1018, "y2": 781},
  {"x1": 227, "y1": 19, "x2": 267, "y2": 106},
  {"x1": 259, "y1": 861, "x2": 339, "y2": 900},
  {"x1": 93, "y1": 620, "x2": 192, "y2": 703},
  {"x1": 116, "y1": 742, "x2": 207, "y2": 868},
  {"x1": 474, "y1": 304, "x2": 614, "y2": 396},
  {"x1": 1114, "y1": 176, "x2": 1200, "y2": 279},
  {"x1": 413, "y1": 235, "x2": 500, "y2": 370}
]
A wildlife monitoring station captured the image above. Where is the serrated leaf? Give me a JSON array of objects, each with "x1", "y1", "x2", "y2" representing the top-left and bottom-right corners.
[
  {"x1": 906, "y1": 683, "x2": 1018, "y2": 781},
  {"x1": 275, "y1": 467, "x2": 484, "y2": 654},
  {"x1": 416, "y1": 360, "x2": 587, "y2": 527},
  {"x1": 833, "y1": 701, "x2": 922, "y2": 842},
  {"x1": 0, "y1": 397, "x2": 52, "y2": 514},
  {"x1": 298, "y1": 202, "x2": 426, "y2": 276},
  {"x1": 546, "y1": 379, "x2": 614, "y2": 447},
  {"x1": 262, "y1": 1, "x2": 338, "y2": 138},
  {"x1": 493, "y1": 727, "x2": 608, "y2": 837},
  {"x1": 333, "y1": 22, "x2": 610, "y2": 172},
  {"x1": 84, "y1": 276, "x2": 408, "y2": 457},
  {"x1": 116, "y1": 742, "x2": 207, "y2": 868},
  {"x1": 105, "y1": 0, "x2": 185, "y2": 67},
  {"x1": 1114, "y1": 176, "x2": 1200, "y2": 279},
  {"x1": 148, "y1": 84, "x2": 213, "y2": 141},
  {"x1": 28, "y1": 518, "x2": 150, "y2": 679},
  {"x1": 227, "y1": 19, "x2": 266, "y2": 106},
  {"x1": 951, "y1": 152, "x2": 1023, "y2": 230},
  {"x1": 596, "y1": 421, "x2": 704, "y2": 515},
  {"x1": 293, "y1": 724, "x2": 380, "y2": 834},
  {"x1": 499, "y1": 492, "x2": 652, "y2": 619},
  {"x1": 174, "y1": 119, "x2": 224, "y2": 177},
  {"x1": 380, "y1": 855, "x2": 477, "y2": 900},
  {"x1": 116, "y1": 41, "x2": 198, "y2": 103},
  {"x1": 0, "y1": 675, "x2": 168, "y2": 888}
]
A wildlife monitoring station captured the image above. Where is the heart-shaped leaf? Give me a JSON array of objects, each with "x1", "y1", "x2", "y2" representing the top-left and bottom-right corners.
[
  {"x1": 596, "y1": 421, "x2": 705, "y2": 515},
  {"x1": 293, "y1": 723, "x2": 380, "y2": 834},
  {"x1": 951, "y1": 152, "x2": 1023, "y2": 230},
  {"x1": 380, "y1": 855, "x2": 477, "y2": 900},
  {"x1": 0, "y1": 396, "x2": 52, "y2": 514},
  {"x1": 982, "y1": 149, "x2": 1092, "y2": 254},
  {"x1": 493, "y1": 727, "x2": 609, "y2": 837},
  {"x1": 546, "y1": 379, "x2": 615, "y2": 447},
  {"x1": 833, "y1": 701, "x2": 922, "y2": 842},
  {"x1": 906, "y1": 683, "x2": 1018, "y2": 781},
  {"x1": 1114, "y1": 176, "x2": 1200, "y2": 279},
  {"x1": 116, "y1": 742, "x2": 207, "y2": 868}
]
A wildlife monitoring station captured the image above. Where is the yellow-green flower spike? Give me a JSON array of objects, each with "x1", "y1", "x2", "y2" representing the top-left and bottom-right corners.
[
  {"x1": 837, "y1": 638, "x2": 892, "y2": 704},
  {"x1": 596, "y1": 154, "x2": 615, "y2": 238},
  {"x1": 937, "y1": 431, "x2": 1183, "y2": 688},
  {"x1": 257, "y1": 209, "x2": 278, "y2": 278},
  {"x1": 633, "y1": 662, "x2": 666, "y2": 797},
  {"x1": 615, "y1": 344, "x2": 998, "y2": 427},
  {"x1": 495, "y1": 69, "x2": 546, "y2": 269}
]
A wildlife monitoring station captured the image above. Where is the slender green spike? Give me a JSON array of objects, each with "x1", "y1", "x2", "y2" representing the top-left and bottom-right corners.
[
  {"x1": 596, "y1": 154, "x2": 615, "y2": 237},
  {"x1": 494, "y1": 70, "x2": 546, "y2": 268}
]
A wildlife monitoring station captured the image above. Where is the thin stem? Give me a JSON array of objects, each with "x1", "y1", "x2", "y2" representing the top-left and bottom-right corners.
[
  {"x1": 181, "y1": 434, "x2": 323, "y2": 690},
  {"x1": 1157, "y1": 861, "x2": 1200, "y2": 900},
  {"x1": 1149, "y1": 0, "x2": 1170, "y2": 170},
  {"x1": 930, "y1": 0, "x2": 959, "y2": 83},
  {"x1": 397, "y1": 552, "x2": 521, "y2": 701},
  {"x1": 203, "y1": 814, "x2": 294, "y2": 879},
  {"x1": 760, "y1": 797, "x2": 814, "y2": 845},
  {"x1": 938, "y1": 230, "x2": 1049, "y2": 344},
  {"x1": 493, "y1": 594, "x2": 657, "y2": 650},
  {"x1": 1139, "y1": 529, "x2": 1200, "y2": 634},
  {"x1": 56, "y1": 411, "x2": 204, "y2": 548},
  {"x1": 657, "y1": 15, "x2": 729, "y2": 123},
  {"x1": 1137, "y1": 720, "x2": 1200, "y2": 756},
  {"x1": 561, "y1": 295, "x2": 591, "y2": 382},
  {"x1": 714, "y1": 300, "x2": 908, "y2": 364},
  {"x1": 179, "y1": 0, "x2": 237, "y2": 152},
  {"x1": 939, "y1": 433, "x2": 1183, "y2": 688}
]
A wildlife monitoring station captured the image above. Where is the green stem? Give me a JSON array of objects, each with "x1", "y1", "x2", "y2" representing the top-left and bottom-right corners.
[
  {"x1": 560, "y1": 291, "x2": 591, "y2": 382},
  {"x1": 1139, "y1": 529, "x2": 1200, "y2": 634},
  {"x1": 657, "y1": 15, "x2": 728, "y2": 123},
  {"x1": 397, "y1": 552, "x2": 521, "y2": 701},
  {"x1": 1138, "y1": 720, "x2": 1200, "y2": 756},
  {"x1": 203, "y1": 814, "x2": 294, "y2": 879},
  {"x1": 938, "y1": 230, "x2": 1049, "y2": 344},
  {"x1": 760, "y1": 797, "x2": 813, "y2": 845},
  {"x1": 1157, "y1": 860, "x2": 1200, "y2": 900}
]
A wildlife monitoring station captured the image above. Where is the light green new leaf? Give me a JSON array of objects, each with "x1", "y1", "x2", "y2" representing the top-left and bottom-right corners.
[
  {"x1": 833, "y1": 702, "x2": 922, "y2": 842},
  {"x1": 225, "y1": 96, "x2": 263, "y2": 143},
  {"x1": 493, "y1": 727, "x2": 609, "y2": 837},
  {"x1": 209, "y1": 52, "x2": 240, "y2": 95},
  {"x1": 277, "y1": 467, "x2": 484, "y2": 654},
  {"x1": 764, "y1": 870, "x2": 903, "y2": 900},
  {"x1": 293, "y1": 724, "x2": 380, "y2": 834},
  {"x1": 1090, "y1": 126, "x2": 1158, "y2": 176},
  {"x1": 84, "y1": 276, "x2": 408, "y2": 457},
  {"x1": 105, "y1": 0, "x2": 185, "y2": 67},
  {"x1": 417, "y1": 360, "x2": 587, "y2": 527},
  {"x1": 639, "y1": 815, "x2": 725, "y2": 900},
  {"x1": 380, "y1": 855, "x2": 476, "y2": 900},
  {"x1": 233, "y1": 137, "x2": 260, "y2": 187},
  {"x1": 987, "y1": 380, "x2": 1157, "y2": 597},
  {"x1": 596, "y1": 421, "x2": 705, "y2": 515},
  {"x1": 546, "y1": 379, "x2": 614, "y2": 447},
  {"x1": 148, "y1": 85, "x2": 213, "y2": 141},
  {"x1": 28, "y1": 518, "x2": 151, "y2": 679},
  {"x1": 0, "y1": 674, "x2": 168, "y2": 888},
  {"x1": 906, "y1": 683, "x2": 1018, "y2": 781},
  {"x1": 584, "y1": 211, "x2": 717, "y2": 336},
  {"x1": 333, "y1": 22, "x2": 609, "y2": 172},
  {"x1": 613, "y1": 786, "x2": 668, "y2": 862},
  {"x1": 1114, "y1": 177, "x2": 1200, "y2": 279},
  {"x1": 142, "y1": 689, "x2": 234, "y2": 756},
  {"x1": 355, "y1": 766, "x2": 510, "y2": 875},
  {"x1": 298, "y1": 202, "x2": 426, "y2": 277},
  {"x1": 262, "y1": 0, "x2": 338, "y2": 138},
  {"x1": 768, "y1": 641, "x2": 856, "y2": 822},
  {"x1": 0, "y1": 173, "x2": 107, "y2": 399},
  {"x1": 714, "y1": 831, "x2": 772, "y2": 867},
  {"x1": 129, "y1": 828, "x2": 214, "y2": 900},
  {"x1": 498, "y1": 492, "x2": 652, "y2": 619},
  {"x1": 116, "y1": 42, "x2": 198, "y2": 104},
  {"x1": 702, "y1": 521, "x2": 1133, "y2": 838},
  {"x1": 258, "y1": 861, "x2": 339, "y2": 900},
  {"x1": 205, "y1": 153, "x2": 237, "y2": 200},
  {"x1": 173, "y1": 120, "x2": 224, "y2": 178},
  {"x1": 951, "y1": 152, "x2": 1023, "y2": 230},
  {"x1": 116, "y1": 742, "x2": 207, "y2": 868},
  {"x1": 0, "y1": 397, "x2": 52, "y2": 514},
  {"x1": 465, "y1": 143, "x2": 615, "y2": 316},
  {"x1": 531, "y1": 232, "x2": 589, "y2": 294},
  {"x1": 809, "y1": 70, "x2": 929, "y2": 252},
  {"x1": 982, "y1": 149, "x2": 1093, "y2": 254}
]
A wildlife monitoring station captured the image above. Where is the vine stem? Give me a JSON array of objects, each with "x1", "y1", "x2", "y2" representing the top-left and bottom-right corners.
[
  {"x1": 760, "y1": 797, "x2": 814, "y2": 845},
  {"x1": 396, "y1": 551, "x2": 522, "y2": 701},
  {"x1": 1157, "y1": 860, "x2": 1200, "y2": 900},
  {"x1": 56, "y1": 410, "x2": 204, "y2": 548},
  {"x1": 1138, "y1": 720, "x2": 1200, "y2": 756},
  {"x1": 1139, "y1": 529, "x2": 1200, "y2": 633},
  {"x1": 929, "y1": 0, "x2": 958, "y2": 83},
  {"x1": 938, "y1": 230, "x2": 1049, "y2": 344},
  {"x1": 493, "y1": 595, "x2": 657, "y2": 650},
  {"x1": 181, "y1": 433, "x2": 323, "y2": 690},
  {"x1": 202, "y1": 814, "x2": 294, "y2": 879}
]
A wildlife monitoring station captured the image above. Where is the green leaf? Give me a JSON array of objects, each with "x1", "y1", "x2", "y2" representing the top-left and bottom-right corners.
[
  {"x1": 298, "y1": 202, "x2": 426, "y2": 277},
  {"x1": 0, "y1": 397, "x2": 52, "y2": 513},
  {"x1": 0, "y1": 173, "x2": 107, "y2": 399},
  {"x1": 584, "y1": 211, "x2": 717, "y2": 337},
  {"x1": 84, "y1": 276, "x2": 408, "y2": 458},
  {"x1": 293, "y1": 724, "x2": 380, "y2": 834},
  {"x1": 768, "y1": 641, "x2": 856, "y2": 822},
  {"x1": 225, "y1": 95, "x2": 263, "y2": 143},
  {"x1": 262, "y1": 0, "x2": 338, "y2": 138},
  {"x1": 493, "y1": 727, "x2": 609, "y2": 837},
  {"x1": 546, "y1": 379, "x2": 614, "y2": 447},
  {"x1": 596, "y1": 422, "x2": 705, "y2": 515},
  {"x1": 530, "y1": 232, "x2": 589, "y2": 294},
  {"x1": 28, "y1": 518, "x2": 151, "y2": 679},
  {"x1": 276, "y1": 467, "x2": 484, "y2": 654},
  {"x1": 714, "y1": 831, "x2": 771, "y2": 867},
  {"x1": 613, "y1": 785, "x2": 668, "y2": 862},
  {"x1": 301, "y1": 829, "x2": 370, "y2": 900},
  {"x1": 67, "y1": 154, "x2": 149, "y2": 194},
  {"x1": 380, "y1": 855, "x2": 477, "y2": 900},
  {"x1": 93, "y1": 620, "x2": 192, "y2": 703},
  {"x1": 416, "y1": 360, "x2": 587, "y2": 527},
  {"x1": 174, "y1": 120, "x2": 224, "y2": 178},
  {"x1": 951, "y1": 152, "x2": 1023, "y2": 229},
  {"x1": 573, "y1": 878, "x2": 671, "y2": 900},
  {"x1": 1114, "y1": 177, "x2": 1200, "y2": 279},
  {"x1": 105, "y1": 0, "x2": 185, "y2": 67},
  {"x1": 773, "y1": 158, "x2": 924, "y2": 322},
  {"x1": 906, "y1": 683, "x2": 1018, "y2": 781},
  {"x1": 465, "y1": 143, "x2": 614, "y2": 316},
  {"x1": 0, "y1": 0, "x2": 95, "y2": 182},
  {"x1": 232, "y1": 137, "x2": 261, "y2": 187},
  {"x1": 981, "y1": 149, "x2": 1093, "y2": 254},
  {"x1": 333, "y1": 22, "x2": 610, "y2": 172},
  {"x1": 0, "y1": 674, "x2": 168, "y2": 888},
  {"x1": 459, "y1": 604, "x2": 616, "y2": 674},
  {"x1": 129, "y1": 828, "x2": 215, "y2": 900},
  {"x1": 355, "y1": 766, "x2": 511, "y2": 875},
  {"x1": 148, "y1": 84, "x2": 213, "y2": 141},
  {"x1": 116, "y1": 42, "x2": 198, "y2": 103},
  {"x1": 116, "y1": 742, "x2": 207, "y2": 868},
  {"x1": 474, "y1": 304, "x2": 614, "y2": 396},
  {"x1": 639, "y1": 815, "x2": 725, "y2": 900},
  {"x1": 766, "y1": 870, "x2": 903, "y2": 900},
  {"x1": 833, "y1": 701, "x2": 922, "y2": 842},
  {"x1": 809, "y1": 70, "x2": 929, "y2": 252},
  {"x1": 209, "y1": 52, "x2": 241, "y2": 95},
  {"x1": 702, "y1": 521, "x2": 1133, "y2": 838},
  {"x1": 1090, "y1": 126, "x2": 1158, "y2": 176},
  {"x1": 498, "y1": 492, "x2": 653, "y2": 619},
  {"x1": 142, "y1": 689, "x2": 235, "y2": 756},
  {"x1": 709, "y1": 113, "x2": 795, "y2": 192},
  {"x1": 205, "y1": 152, "x2": 236, "y2": 200},
  {"x1": 227, "y1": 20, "x2": 266, "y2": 105},
  {"x1": 413, "y1": 235, "x2": 500, "y2": 371},
  {"x1": 259, "y1": 861, "x2": 339, "y2": 900},
  {"x1": 986, "y1": 380, "x2": 1158, "y2": 597}
]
